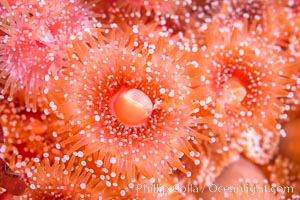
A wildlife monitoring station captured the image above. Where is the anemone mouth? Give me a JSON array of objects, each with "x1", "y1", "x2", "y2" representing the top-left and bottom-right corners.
[
  {"x1": 209, "y1": 48, "x2": 269, "y2": 113},
  {"x1": 218, "y1": 78, "x2": 247, "y2": 105},
  {"x1": 110, "y1": 87, "x2": 153, "y2": 127},
  {"x1": 210, "y1": 61, "x2": 253, "y2": 109}
]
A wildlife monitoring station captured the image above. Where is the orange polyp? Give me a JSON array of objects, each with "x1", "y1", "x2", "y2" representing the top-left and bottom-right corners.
[
  {"x1": 112, "y1": 88, "x2": 153, "y2": 126},
  {"x1": 224, "y1": 79, "x2": 247, "y2": 104}
]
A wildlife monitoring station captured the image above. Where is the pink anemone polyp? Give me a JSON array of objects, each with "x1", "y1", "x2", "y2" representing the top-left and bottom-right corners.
[{"x1": 111, "y1": 88, "x2": 153, "y2": 126}]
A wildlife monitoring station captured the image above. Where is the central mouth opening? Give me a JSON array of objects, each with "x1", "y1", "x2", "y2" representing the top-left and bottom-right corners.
[
  {"x1": 223, "y1": 79, "x2": 247, "y2": 104},
  {"x1": 110, "y1": 88, "x2": 153, "y2": 127}
]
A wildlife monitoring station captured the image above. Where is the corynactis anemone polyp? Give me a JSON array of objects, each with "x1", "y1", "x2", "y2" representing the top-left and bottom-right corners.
[
  {"x1": 0, "y1": 14, "x2": 54, "y2": 110},
  {"x1": 202, "y1": 157, "x2": 279, "y2": 200},
  {"x1": 51, "y1": 26, "x2": 205, "y2": 182},
  {"x1": 21, "y1": 156, "x2": 104, "y2": 200},
  {"x1": 0, "y1": 97, "x2": 66, "y2": 162},
  {"x1": 189, "y1": 21, "x2": 298, "y2": 164},
  {"x1": 0, "y1": 0, "x2": 93, "y2": 111}
]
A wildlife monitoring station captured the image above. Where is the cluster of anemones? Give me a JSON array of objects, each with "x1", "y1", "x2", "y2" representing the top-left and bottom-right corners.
[{"x1": 0, "y1": 0, "x2": 300, "y2": 199}]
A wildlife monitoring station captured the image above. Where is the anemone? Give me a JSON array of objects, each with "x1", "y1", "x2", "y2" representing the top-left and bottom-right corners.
[
  {"x1": 0, "y1": 0, "x2": 94, "y2": 110},
  {"x1": 189, "y1": 21, "x2": 298, "y2": 164},
  {"x1": 50, "y1": 26, "x2": 206, "y2": 183}
]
